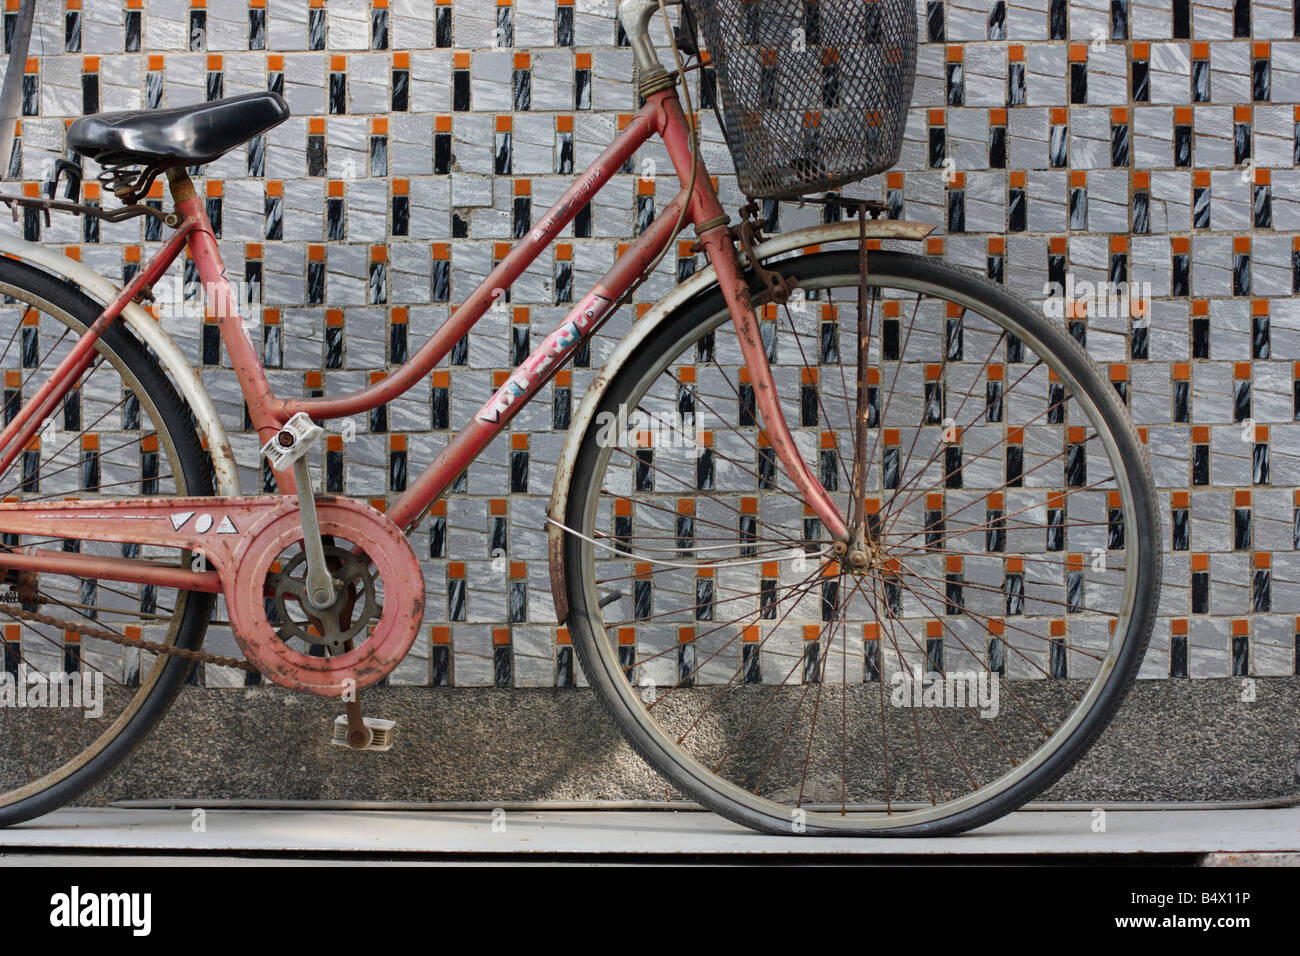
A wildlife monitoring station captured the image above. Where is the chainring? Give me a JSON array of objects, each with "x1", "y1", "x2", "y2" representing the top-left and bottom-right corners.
[
  {"x1": 226, "y1": 497, "x2": 424, "y2": 697},
  {"x1": 268, "y1": 544, "x2": 380, "y2": 653}
]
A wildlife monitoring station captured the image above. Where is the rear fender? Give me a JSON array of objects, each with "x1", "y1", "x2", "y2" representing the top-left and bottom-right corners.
[{"x1": 0, "y1": 235, "x2": 242, "y2": 496}]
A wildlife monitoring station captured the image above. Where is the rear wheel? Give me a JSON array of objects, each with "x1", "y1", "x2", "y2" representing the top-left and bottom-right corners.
[
  {"x1": 0, "y1": 258, "x2": 214, "y2": 826},
  {"x1": 562, "y1": 250, "x2": 1160, "y2": 835}
]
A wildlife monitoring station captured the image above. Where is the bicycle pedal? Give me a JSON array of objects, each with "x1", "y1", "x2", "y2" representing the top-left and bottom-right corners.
[{"x1": 329, "y1": 715, "x2": 396, "y2": 752}]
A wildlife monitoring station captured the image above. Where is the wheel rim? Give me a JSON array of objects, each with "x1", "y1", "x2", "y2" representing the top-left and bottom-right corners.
[
  {"x1": 572, "y1": 257, "x2": 1155, "y2": 832},
  {"x1": 0, "y1": 281, "x2": 200, "y2": 812}
]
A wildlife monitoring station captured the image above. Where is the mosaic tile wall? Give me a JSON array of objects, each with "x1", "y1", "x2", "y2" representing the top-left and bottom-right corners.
[{"x1": 2, "y1": 0, "x2": 1300, "y2": 687}]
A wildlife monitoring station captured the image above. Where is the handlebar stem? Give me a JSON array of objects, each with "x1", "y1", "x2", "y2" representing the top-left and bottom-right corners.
[{"x1": 619, "y1": 0, "x2": 669, "y2": 77}]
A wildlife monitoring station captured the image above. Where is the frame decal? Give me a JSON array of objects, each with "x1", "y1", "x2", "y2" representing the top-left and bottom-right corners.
[{"x1": 477, "y1": 290, "x2": 613, "y2": 424}]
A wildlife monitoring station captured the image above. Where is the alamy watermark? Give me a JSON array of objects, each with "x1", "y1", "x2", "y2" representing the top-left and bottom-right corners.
[
  {"x1": 150, "y1": 275, "x2": 261, "y2": 324},
  {"x1": 890, "y1": 665, "x2": 999, "y2": 718},
  {"x1": 0, "y1": 665, "x2": 104, "y2": 719},
  {"x1": 50, "y1": 886, "x2": 151, "y2": 936},
  {"x1": 592, "y1": 404, "x2": 706, "y2": 457},
  {"x1": 1041, "y1": 277, "x2": 1153, "y2": 323}
]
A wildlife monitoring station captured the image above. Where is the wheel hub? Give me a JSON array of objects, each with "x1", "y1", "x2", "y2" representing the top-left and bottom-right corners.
[{"x1": 843, "y1": 528, "x2": 885, "y2": 575}]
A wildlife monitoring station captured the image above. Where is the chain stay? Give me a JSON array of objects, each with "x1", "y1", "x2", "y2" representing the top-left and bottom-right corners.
[
  {"x1": 0, "y1": 603, "x2": 254, "y2": 671},
  {"x1": 0, "y1": 495, "x2": 306, "y2": 674}
]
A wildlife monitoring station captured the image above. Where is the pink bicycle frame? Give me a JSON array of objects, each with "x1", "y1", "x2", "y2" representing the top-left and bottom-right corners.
[{"x1": 0, "y1": 85, "x2": 850, "y2": 595}]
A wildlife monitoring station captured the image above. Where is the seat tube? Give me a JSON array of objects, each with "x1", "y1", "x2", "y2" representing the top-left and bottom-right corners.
[
  {"x1": 168, "y1": 167, "x2": 280, "y2": 441},
  {"x1": 167, "y1": 167, "x2": 296, "y2": 491}
]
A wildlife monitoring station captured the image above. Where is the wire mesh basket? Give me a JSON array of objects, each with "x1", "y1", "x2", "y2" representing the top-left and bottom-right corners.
[{"x1": 685, "y1": 0, "x2": 918, "y2": 200}]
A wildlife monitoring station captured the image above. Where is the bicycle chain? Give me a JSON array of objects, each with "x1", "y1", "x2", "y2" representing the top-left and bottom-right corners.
[{"x1": 0, "y1": 603, "x2": 255, "y2": 671}]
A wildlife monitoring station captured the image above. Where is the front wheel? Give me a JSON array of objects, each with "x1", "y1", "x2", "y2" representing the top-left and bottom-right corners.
[{"x1": 562, "y1": 249, "x2": 1160, "y2": 836}]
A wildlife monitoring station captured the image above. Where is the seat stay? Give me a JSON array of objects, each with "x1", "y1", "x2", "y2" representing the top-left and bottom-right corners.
[{"x1": 0, "y1": 218, "x2": 196, "y2": 480}]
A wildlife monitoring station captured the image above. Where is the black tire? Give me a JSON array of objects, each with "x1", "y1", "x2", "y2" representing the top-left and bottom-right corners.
[
  {"x1": 562, "y1": 250, "x2": 1160, "y2": 836},
  {"x1": 0, "y1": 258, "x2": 214, "y2": 827}
]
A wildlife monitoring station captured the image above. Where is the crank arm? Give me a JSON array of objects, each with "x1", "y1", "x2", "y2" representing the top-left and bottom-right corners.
[
  {"x1": 291, "y1": 456, "x2": 336, "y2": 610},
  {"x1": 262, "y1": 413, "x2": 335, "y2": 611}
]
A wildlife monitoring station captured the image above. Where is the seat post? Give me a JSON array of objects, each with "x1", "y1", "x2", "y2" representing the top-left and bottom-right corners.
[{"x1": 165, "y1": 165, "x2": 197, "y2": 206}]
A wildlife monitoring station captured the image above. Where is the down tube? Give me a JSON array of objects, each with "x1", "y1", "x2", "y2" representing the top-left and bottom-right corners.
[{"x1": 386, "y1": 193, "x2": 689, "y2": 533}]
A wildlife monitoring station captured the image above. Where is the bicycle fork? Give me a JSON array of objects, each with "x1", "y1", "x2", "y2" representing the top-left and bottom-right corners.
[
  {"x1": 695, "y1": 226, "x2": 854, "y2": 551},
  {"x1": 650, "y1": 89, "x2": 854, "y2": 551}
]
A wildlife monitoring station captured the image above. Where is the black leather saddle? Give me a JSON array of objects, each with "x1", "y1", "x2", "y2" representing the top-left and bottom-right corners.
[{"x1": 67, "y1": 91, "x2": 290, "y2": 168}]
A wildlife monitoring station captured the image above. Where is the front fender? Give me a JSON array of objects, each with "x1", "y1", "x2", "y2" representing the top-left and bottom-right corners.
[{"x1": 545, "y1": 217, "x2": 935, "y2": 623}]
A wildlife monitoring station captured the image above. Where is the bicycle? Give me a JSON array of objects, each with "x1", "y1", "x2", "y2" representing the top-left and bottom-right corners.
[{"x1": 0, "y1": 0, "x2": 1158, "y2": 836}]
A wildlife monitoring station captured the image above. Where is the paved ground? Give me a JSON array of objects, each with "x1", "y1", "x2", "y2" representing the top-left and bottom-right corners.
[{"x1": 0, "y1": 806, "x2": 1296, "y2": 862}]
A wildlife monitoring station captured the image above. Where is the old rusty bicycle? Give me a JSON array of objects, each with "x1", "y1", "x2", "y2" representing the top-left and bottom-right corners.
[{"x1": 0, "y1": 0, "x2": 1158, "y2": 834}]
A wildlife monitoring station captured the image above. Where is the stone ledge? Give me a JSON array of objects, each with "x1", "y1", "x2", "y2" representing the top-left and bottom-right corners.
[{"x1": 84, "y1": 677, "x2": 1300, "y2": 806}]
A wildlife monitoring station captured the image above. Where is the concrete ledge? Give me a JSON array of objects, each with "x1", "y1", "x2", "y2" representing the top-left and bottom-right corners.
[
  {"x1": 1203, "y1": 852, "x2": 1300, "y2": 866},
  {"x1": 82, "y1": 677, "x2": 1300, "y2": 806},
  {"x1": 3, "y1": 807, "x2": 1298, "y2": 856}
]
